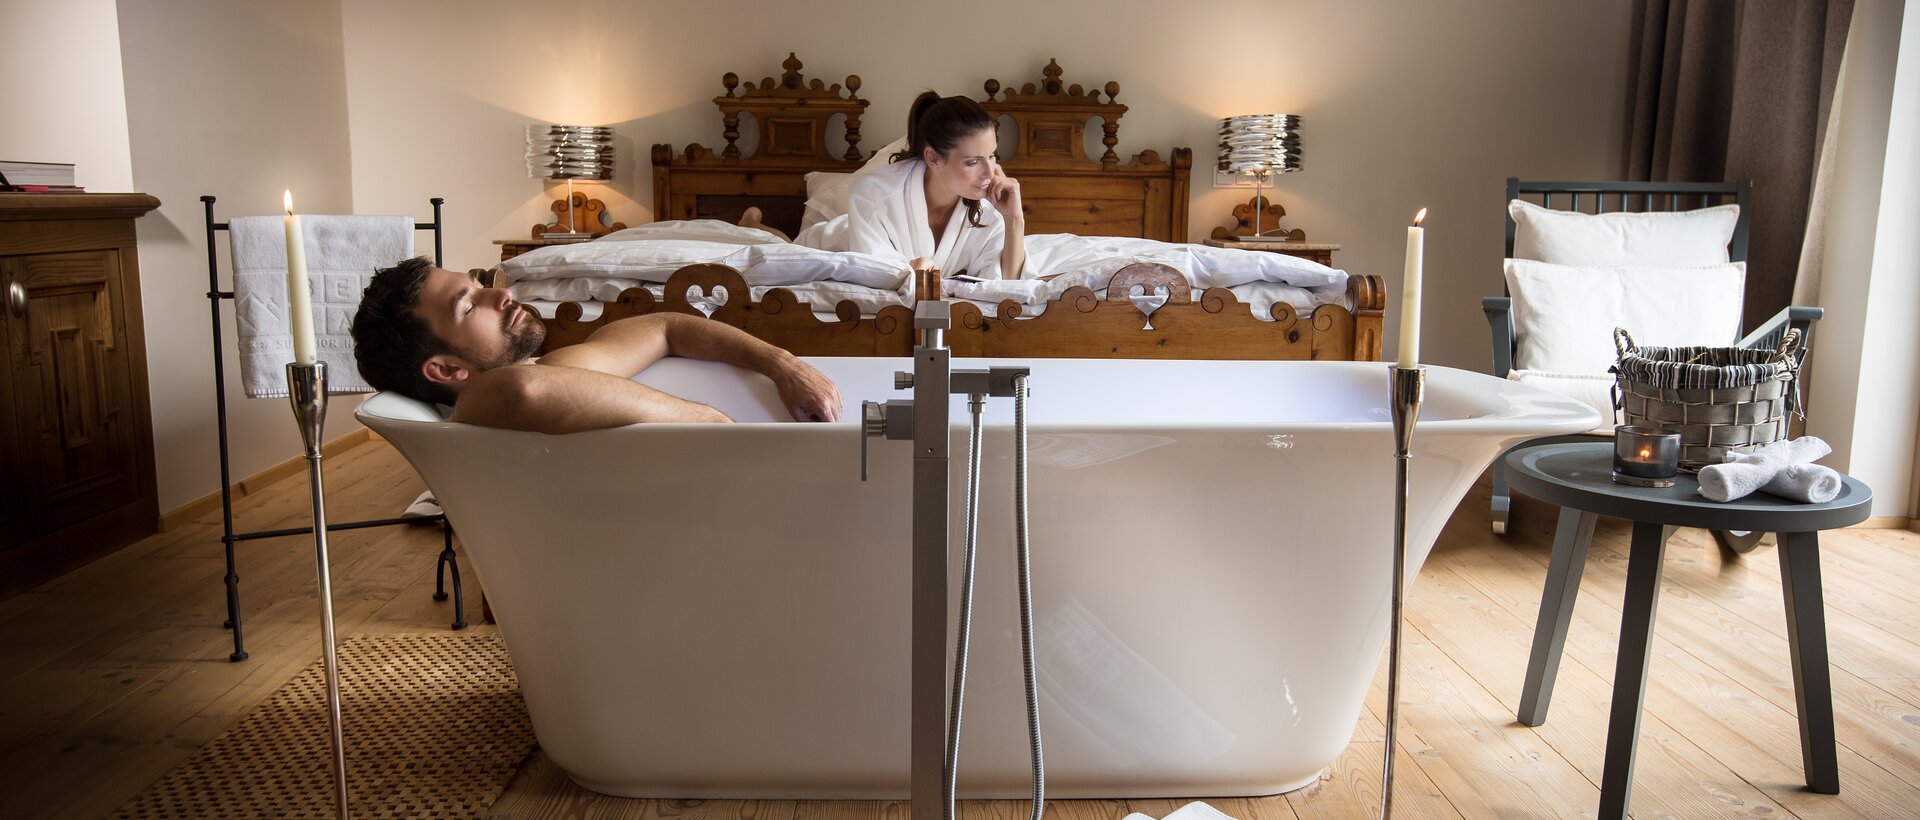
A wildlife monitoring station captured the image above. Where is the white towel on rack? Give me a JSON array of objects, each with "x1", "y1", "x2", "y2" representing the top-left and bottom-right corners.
[{"x1": 230, "y1": 215, "x2": 414, "y2": 397}]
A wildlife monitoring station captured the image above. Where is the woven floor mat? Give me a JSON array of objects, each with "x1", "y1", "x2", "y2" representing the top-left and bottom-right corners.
[{"x1": 115, "y1": 633, "x2": 535, "y2": 819}]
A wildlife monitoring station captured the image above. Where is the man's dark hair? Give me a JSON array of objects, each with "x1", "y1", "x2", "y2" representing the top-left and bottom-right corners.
[{"x1": 351, "y1": 256, "x2": 456, "y2": 405}]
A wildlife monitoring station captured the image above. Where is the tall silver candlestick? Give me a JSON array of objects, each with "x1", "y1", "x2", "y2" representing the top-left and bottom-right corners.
[
  {"x1": 1383, "y1": 364, "x2": 1424, "y2": 820},
  {"x1": 288, "y1": 361, "x2": 350, "y2": 820}
]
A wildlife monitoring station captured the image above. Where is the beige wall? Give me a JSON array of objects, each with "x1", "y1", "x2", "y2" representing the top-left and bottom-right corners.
[
  {"x1": 1804, "y1": 0, "x2": 1918, "y2": 517},
  {"x1": 1, "y1": 0, "x2": 134, "y2": 191},
  {"x1": 117, "y1": 0, "x2": 361, "y2": 511},
  {"x1": 339, "y1": 0, "x2": 1632, "y2": 371}
]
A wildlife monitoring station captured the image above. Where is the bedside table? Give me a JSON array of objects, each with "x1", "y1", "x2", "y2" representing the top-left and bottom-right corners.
[
  {"x1": 1202, "y1": 237, "x2": 1342, "y2": 267},
  {"x1": 494, "y1": 234, "x2": 601, "y2": 261}
]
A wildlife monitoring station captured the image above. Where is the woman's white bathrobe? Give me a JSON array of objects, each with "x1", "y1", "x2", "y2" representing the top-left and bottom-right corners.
[{"x1": 802, "y1": 158, "x2": 1011, "y2": 280}]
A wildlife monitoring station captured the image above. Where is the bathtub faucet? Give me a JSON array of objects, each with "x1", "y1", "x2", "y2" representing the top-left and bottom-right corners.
[{"x1": 860, "y1": 301, "x2": 1036, "y2": 820}]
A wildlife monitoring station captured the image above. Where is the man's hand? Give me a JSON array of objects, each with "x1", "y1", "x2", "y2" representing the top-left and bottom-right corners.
[
  {"x1": 771, "y1": 357, "x2": 842, "y2": 422},
  {"x1": 908, "y1": 256, "x2": 935, "y2": 272}
]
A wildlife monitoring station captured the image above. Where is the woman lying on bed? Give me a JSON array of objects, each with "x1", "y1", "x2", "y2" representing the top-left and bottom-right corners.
[
  {"x1": 849, "y1": 92, "x2": 1026, "y2": 280},
  {"x1": 750, "y1": 92, "x2": 1025, "y2": 280}
]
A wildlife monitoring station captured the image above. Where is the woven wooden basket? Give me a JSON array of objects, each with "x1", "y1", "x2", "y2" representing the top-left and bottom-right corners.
[{"x1": 1612, "y1": 327, "x2": 1802, "y2": 473}]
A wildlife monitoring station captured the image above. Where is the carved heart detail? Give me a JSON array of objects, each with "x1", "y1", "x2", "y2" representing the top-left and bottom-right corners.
[
  {"x1": 1128, "y1": 284, "x2": 1170, "y2": 331},
  {"x1": 686, "y1": 284, "x2": 730, "y2": 318}
]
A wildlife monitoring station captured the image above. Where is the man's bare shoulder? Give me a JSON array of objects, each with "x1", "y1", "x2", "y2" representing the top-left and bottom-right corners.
[{"x1": 448, "y1": 364, "x2": 549, "y2": 427}]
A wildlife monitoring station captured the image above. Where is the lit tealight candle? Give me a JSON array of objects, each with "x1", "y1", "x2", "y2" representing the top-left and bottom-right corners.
[
  {"x1": 284, "y1": 190, "x2": 317, "y2": 365},
  {"x1": 1613, "y1": 426, "x2": 1681, "y2": 487},
  {"x1": 1397, "y1": 208, "x2": 1426, "y2": 368}
]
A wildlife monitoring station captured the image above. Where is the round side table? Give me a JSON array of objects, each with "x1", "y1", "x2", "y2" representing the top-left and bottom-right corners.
[{"x1": 1503, "y1": 442, "x2": 1871, "y2": 820}]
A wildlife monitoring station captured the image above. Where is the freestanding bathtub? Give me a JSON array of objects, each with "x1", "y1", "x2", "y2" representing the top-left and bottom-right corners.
[{"x1": 357, "y1": 357, "x2": 1596, "y2": 799}]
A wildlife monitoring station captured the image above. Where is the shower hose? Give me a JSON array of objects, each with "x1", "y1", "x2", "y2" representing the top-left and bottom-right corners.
[{"x1": 944, "y1": 374, "x2": 1043, "y2": 820}]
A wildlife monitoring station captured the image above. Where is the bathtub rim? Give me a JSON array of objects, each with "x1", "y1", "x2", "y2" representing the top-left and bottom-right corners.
[{"x1": 355, "y1": 361, "x2": 1601, "y2": 439}]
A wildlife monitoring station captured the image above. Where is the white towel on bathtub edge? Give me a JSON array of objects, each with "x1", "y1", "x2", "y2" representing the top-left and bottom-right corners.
[{"x1": 230, "y1": 215, "x2": 414, "y2": 397}]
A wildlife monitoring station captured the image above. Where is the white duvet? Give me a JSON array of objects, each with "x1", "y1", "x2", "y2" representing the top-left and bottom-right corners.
[{"x1": 500, "y1": 219, "x2": 1349, "y2": 316}]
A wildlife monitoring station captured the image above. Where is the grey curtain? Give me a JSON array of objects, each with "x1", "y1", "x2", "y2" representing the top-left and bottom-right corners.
[{"x1": 1625, "y1": 0, "x2": 1853, "y2": 332}]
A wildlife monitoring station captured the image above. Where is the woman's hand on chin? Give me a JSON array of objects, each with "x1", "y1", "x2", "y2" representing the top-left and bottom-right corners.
[{"x1": 986, "y1": 162, "x2": 1023, "y2": 223}]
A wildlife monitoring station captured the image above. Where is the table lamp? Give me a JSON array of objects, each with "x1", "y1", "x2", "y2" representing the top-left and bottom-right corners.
[
  {"x1": 1217, "y1": 114, "x2": 1302, "y2": 241},
  {"x1": 525, "y1": 124, "x2": 614, "y2": 236}
]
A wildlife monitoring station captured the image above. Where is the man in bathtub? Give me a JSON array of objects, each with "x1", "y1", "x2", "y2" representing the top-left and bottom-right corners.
[{"x1": 349, "y1": 257, "x2": 841, "y2": 432}]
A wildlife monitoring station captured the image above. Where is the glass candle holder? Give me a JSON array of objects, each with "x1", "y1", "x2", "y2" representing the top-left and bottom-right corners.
[{"x1": 1613, "y1": 426, "x2": 1681, "y2": 487}]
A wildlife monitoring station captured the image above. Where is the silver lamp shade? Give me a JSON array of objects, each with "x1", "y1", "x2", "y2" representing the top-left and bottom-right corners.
[
  {"x1": 526, "y1": 124, "x2": 614, "y2": 180},
  {"x1": 1217, "y1": 114, "x2": 1301, "y2": 241},
  {"x1": 1217, "y1": 114, "x2": 1301, "y2": 176}
]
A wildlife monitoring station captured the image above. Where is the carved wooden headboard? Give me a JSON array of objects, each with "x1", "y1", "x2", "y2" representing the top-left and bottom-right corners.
[
  {"x1": 981, "y1": 59, "x2": 1191, "y2": 241},
  {"x1": 651, "y1": 55, "x2": 1191, "y2": 241},
  {"x1": 650, "y1": 54, "x2": 866, "y2": 237}
]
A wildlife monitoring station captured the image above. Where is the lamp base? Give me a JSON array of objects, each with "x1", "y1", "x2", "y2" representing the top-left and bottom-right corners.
[{"x1": 1233, "y1": 234, "x2": 1298, "y2": 243}]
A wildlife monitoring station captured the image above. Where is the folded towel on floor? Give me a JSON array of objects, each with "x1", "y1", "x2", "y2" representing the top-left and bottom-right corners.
[
  {"x1": 230, "y1": 215, "x2": 414, "y2": 397},
  {"x1": 401, "y1": 490, "x2": 442, "y2": 520},
  {"x1": 1698, "y1": 437, "x2": 1832, "y2": 502},
  {"x1": 1121, "y1": 802, "x2": 1242, "y2": 820},
  {"x1": 1761, "y1": 462, "x2": 1843, "y2": 503}
]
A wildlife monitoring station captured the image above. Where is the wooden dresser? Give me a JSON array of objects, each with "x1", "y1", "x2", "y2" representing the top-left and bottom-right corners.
[{"x1": 0, "y1": 193, "x2": 162, "y2": 600}]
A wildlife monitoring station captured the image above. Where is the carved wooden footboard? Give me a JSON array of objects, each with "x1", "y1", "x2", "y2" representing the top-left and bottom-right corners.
[
  {"x1": 534, "y1": 264, "x2": 1383, "y2": 361},
  {"x1": 950, "y1": 264, "x2": 1382, "y2": 361}
]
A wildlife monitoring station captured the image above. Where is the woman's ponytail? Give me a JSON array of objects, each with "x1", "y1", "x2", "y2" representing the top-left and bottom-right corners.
[{"x1": 893, "y1": 91, "x2": 945, "y2": 162}]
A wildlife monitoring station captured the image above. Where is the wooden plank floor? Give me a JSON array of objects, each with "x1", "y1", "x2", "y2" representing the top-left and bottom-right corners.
[{"x1": 2, "y1": 439, "x2": 1917, "y2": 819}]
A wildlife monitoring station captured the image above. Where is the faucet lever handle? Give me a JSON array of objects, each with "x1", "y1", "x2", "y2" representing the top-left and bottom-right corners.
[{"x1": 860, "y1": 401, "x2": 886, "y2": 481}]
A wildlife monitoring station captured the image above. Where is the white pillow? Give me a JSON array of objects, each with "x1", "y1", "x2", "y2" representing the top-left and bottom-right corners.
[
  {"x1": 501, "y1": 239, "x2": 754, "y2": 283},
  {"x1": 499, "y1": 238, "x2": 907, "y2": 290},
  {"x1": 741, "y1": 244, "x2": 907, "y2": 289},
  {"x1": 1506, "y1": 369, "x2": 1618, "y2": 433},
  {"x1": 751, "y1": 280, "x2": 908, "y2": 315},
  {"x1": 595, "y1": 219, "x2": 786, "y2": 245},
  {"x1": 1509, "y1": 199, "x2": 1737, "y2": 266},
  {"x1": 1504, "y1": 258, "x2": 1745, "y2": 375},
  {"x1": 799, "y1": 139, "x2": 906, "y2": 232},
  {"x1": 800, "y1": 172, "x2": 858, "y2": 232}
]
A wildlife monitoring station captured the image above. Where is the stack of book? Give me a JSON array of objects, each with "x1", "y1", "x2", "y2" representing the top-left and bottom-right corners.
[{"x1": 0, "y1": 161, "x2": 84, "y2": 193}]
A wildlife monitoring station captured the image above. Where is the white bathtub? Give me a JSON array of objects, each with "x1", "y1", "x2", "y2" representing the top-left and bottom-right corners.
[{"x1": 357, "y1": 357, "x2": 1596, "y2": 799}]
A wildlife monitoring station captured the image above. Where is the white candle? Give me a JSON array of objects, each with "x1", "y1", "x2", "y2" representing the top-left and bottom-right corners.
[
  {"x1": 284, "y1": 189, "x2": 317, "y2": 365},
  {"x1": 1397, "y1": 208, "x2": 1427, "y2": 368}
]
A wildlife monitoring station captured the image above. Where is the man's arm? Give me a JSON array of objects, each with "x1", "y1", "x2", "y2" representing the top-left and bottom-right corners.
[
  {"x1": 451, "y1": 363, "x2": 728, "y2": 434},
  {"x1": 537, "y1": 313, "x2": 842, "y2": 422}
]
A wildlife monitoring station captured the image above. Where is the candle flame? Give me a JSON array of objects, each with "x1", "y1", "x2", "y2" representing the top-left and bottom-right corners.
[
  {"x1": 1413, "y1": 208, "x2": 1428, "y2": 227},
  {"x1": 1639, "y1": 447, "x2": 1651, "y2": 459},
  {"x1": 283, "y1": 189, "x2": 293, "y2": 215}
]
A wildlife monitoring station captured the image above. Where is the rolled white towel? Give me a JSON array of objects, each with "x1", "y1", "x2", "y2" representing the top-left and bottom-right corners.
[
  {"x1": 1760, "y1": 462, "x2": 1843, "y2": 503},
  {"x1": 1698, "y1": 460, "x2": 1777, "y2": 502},
  {"x1": 1726, "y1": 436, "x2": 1832, "y2": 468},
  {"x1": 1699, "y1": 436, "x2": 1834, "y2": 502}
]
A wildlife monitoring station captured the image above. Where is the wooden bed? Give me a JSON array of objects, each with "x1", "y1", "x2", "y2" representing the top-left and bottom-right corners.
[{"x1": 532, "y1": 54, "x2": 1384, "y2": 361}]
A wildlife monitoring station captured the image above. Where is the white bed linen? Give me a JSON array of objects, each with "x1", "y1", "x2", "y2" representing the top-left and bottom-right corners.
[{"x1": 500, "y1": 217, "x2": 1352, "y2": 322}]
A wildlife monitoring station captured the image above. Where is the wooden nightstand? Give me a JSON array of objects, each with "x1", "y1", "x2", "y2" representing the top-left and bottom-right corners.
[
  {"x1": 1202, "y1": 237, "x2": 1342, "y2": 267},
  {"x1": 493, "y1": 234, "x2": 599, "y2": 261},
  {"x1": 496, "y1": 194, "x2": 628, "y2": 260}
]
